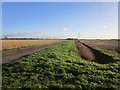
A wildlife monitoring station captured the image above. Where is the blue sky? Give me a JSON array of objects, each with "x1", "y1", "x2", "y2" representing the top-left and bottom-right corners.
[{"x1": 2, "y1": 2, "x2": 118, "y2": 39}]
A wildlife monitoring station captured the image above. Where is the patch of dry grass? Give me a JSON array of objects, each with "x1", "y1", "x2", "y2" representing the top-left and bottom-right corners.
[{"x1": 2, "y1": 39, "x2": 65, "y2": 50}]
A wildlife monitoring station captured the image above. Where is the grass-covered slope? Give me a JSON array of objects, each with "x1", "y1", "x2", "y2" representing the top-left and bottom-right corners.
[{"x1": 2, "y1": 41, "x2": 120, "y2": 89}]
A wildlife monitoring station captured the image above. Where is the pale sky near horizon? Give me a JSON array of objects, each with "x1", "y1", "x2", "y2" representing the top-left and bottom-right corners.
[{"x1": 2, "y1": 2, "x2": 118, "y2": 39}]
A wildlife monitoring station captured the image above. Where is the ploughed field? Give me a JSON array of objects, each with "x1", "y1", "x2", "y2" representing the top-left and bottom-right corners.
[
  {"x1": 1, "y1": 39, "x2": 65, "y2": 51},
  {"x1": 80, "y1": 39, "x2": 119, "y2": 53},
  {"x1": 2, "y1": 41, "x2": 120, "y2": 89}
]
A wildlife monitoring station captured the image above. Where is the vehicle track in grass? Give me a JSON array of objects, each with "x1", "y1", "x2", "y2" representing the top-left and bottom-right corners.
[
  {"x1": 76, "y1": 41, "x2": 115, "y2": 64},
  {"x1": 2, "y1": 42, "x2": 65, "y2": 64}
]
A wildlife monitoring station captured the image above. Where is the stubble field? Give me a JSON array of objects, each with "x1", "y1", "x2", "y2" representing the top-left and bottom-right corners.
[{"x1": 1, "y1": 39, "x2": 65, "y2": 51}]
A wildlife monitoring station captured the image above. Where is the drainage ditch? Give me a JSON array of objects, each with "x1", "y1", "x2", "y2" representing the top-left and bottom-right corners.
[{"x1": 76, "y1": 41, "x2": 115, "y2": 64}]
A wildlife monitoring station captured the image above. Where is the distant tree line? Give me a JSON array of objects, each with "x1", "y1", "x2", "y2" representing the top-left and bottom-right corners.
[
  {"x1": 66, "y1": 38, "x2": 78, "y2": 40},
  {"x1": 2, "y1": 37, "x2": 65, "y2": 40}
]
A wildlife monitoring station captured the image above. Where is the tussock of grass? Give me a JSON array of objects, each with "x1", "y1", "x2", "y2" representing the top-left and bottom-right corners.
[{"x1": 2, "y1": 41, "x2": 120, "y2": 89}]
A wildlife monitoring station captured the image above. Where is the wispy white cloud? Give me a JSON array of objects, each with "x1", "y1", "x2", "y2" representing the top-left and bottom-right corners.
[
  {"x1": 2, "y1": 32, "x2": 66, "y2": 39},
  {"x1": 2, "y1": 32, "x2": 45, "y2": 38},
  {"x1": 79, "y1": 32, "x2": 118, "y2": 39},
  {"x1": 63, "y1": 32, "x2": 118, "y2": 39},
  {"x1": 2, "y1": 31, "x2": 118, "y2": 39},
  {"x1": 64, "y1": 28, "x2": 70, "y2": 31}
]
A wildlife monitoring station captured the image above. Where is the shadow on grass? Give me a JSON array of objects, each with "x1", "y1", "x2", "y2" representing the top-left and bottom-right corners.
[{"x1": 80, "y1": 42, "x2": 115, "y2": 64}]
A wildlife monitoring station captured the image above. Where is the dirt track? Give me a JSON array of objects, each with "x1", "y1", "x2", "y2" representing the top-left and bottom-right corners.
[{"x1": 2, "y1": 42, "x2": 63, "y2": 64}]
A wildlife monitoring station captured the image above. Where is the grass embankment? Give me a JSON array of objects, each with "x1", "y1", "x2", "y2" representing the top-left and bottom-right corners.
[{"x1": 2, "y1": 41, "x2": 120, "y2": 89}]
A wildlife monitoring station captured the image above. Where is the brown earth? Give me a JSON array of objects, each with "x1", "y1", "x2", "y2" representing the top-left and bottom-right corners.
[
  {"x1": 80, "y1": 39, "x2": 119, "y2": 53},
  {"x1": 76, "y1": 41, "x2": 95, "y2": 61}
]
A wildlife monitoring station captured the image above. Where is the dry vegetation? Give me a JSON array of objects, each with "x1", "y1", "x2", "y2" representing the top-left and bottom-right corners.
[
  {"x1": 2, "y1": 39, "x2": 65, "y2": 50},
  {"x1": 80, "y1": 39, "x2": 119, "y2": 53}
]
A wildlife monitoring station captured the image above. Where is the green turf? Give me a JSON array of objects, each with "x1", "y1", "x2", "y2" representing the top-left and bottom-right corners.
[{"x1": 2, "y1": 41, "x2": 120, "y2": 89}]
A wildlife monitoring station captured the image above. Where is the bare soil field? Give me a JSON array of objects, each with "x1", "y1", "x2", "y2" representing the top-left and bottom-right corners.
[
  {"x1": 80, "y1": 39, "x2": 119, "y2": 53},
  {"x1": 1, "y1": 39, "x2": 65, "y2": 50}
]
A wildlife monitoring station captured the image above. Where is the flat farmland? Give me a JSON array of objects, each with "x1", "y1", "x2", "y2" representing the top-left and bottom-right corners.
[
  {"x1": 2, "y1": 41, "x2": 120, "y2": 89},
  {"x1": 80, "y1": 39, "x2": 119, "y2": 53},
  {"x1": 2, "y1": 39, "x2": 65, "y2": 50}
]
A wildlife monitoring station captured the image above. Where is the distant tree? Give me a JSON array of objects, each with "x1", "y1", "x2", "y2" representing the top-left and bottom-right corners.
[
  {"x1": 66, "y1": 38, "x2": 73, "y2": 40},
  {"x1": 4, "y1": 36, "x2": 8, "y2": 39}
]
